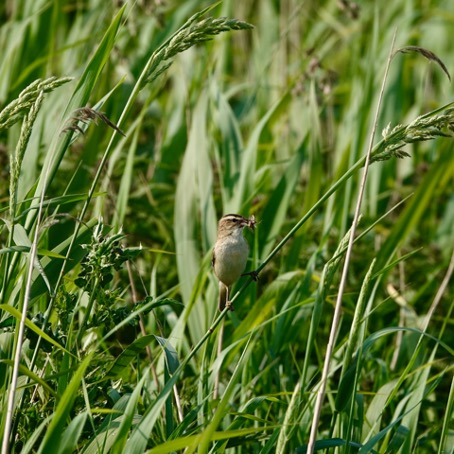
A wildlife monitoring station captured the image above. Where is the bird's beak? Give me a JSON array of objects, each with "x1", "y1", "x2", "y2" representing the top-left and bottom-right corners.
[{"x1": 243, "y1": 215, "x2": 256, "y2": 231}]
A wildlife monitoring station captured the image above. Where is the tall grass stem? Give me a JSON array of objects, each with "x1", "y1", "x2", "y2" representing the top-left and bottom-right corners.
[{"x1": 307, "y1": 30, "x2": 397, "y2": 453}]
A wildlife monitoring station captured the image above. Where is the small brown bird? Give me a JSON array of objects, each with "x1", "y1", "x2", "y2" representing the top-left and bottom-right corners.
[{"x1": 212, "y1": 214, "x2": 256, "y2": 311}]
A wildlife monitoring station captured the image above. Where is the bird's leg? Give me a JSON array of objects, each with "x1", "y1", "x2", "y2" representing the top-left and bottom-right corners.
[{"x1": 225, "y1": 286, "x2": 235, "y2": 311}]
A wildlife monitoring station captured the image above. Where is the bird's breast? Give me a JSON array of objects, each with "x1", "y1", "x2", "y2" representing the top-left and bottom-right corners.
[{"x1": 213, "y1": 236, "x2": 249, "y2": 286}]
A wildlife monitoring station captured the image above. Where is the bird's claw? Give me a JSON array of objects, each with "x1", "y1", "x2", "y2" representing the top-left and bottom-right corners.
[{"x1": 242, "y1": 270, "x2": 259, "y2": 281}]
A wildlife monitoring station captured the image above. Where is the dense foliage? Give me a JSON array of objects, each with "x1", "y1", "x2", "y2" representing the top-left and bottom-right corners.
[{"x1": 0, "y1": 1, "x2": 453, "y2": 452}]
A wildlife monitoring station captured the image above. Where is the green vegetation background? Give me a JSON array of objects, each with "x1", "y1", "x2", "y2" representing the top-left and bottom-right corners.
[{"x1": 0, "y1": 0, "x2": 453, "y2": 452}]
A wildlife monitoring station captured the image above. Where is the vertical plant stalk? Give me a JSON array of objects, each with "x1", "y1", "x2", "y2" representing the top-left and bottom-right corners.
[
  {"x1": 421, "y1": 247, "x2": 454, "y2": 332},
  {"x1": 2, "y1": 162, "x2": 47, "y2": 454},
  {"x1": 1, "y1": 89, "x2": 48, "y2": 454},
  {"x1": 173, "y1": 385, "x2": 184, "y2": 424},
  {"x1": 389, "y1": 281, "x2": 407, "y2": 370},
  {"x1": 342, "y1": 259, "x2": 376, "y2": 449},
  {"x1": 75, "y1": 276, "x2": 100, "y2": 346},
  {"x1": 439, "y1": 274, "x2": 454, "y2": 454},
  {"x1": 306, "y1": 31, "x2": 397, "y2": 453},
  {"x1": 213, "y1": 319, "x2": 225, "y2": 400}
]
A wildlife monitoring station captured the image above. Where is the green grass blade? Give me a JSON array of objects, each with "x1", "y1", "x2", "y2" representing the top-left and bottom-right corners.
[
  {"x1": 111, "y1": 371, "x2": 150, "y2": 454},
  {"x1": 58, "y1": 411, "x2": 89, "y2": 454},
  {"x1": 105, "y1": 334, "x2": 156, "y2": 379},
  {"x1": 37, "y1": 354, "x2": 93, "y2": 454},
  {"x1": 0, "y1": 304, "x2": 72, "y2": 355}
]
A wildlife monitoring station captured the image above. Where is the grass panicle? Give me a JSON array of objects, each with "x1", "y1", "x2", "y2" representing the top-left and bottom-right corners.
[
  {"x1": 0, "y1": 77, "x2": 73, "y2": 131},
  {"x1": 143, "y1": 13, "x2": 254, "y2": 86},
  {"x1": 9, "y1": 91, "x2": 44, "y2": 218},
  {"x1": 374, "y1": 106, "x2": 454, "y2": 162}
]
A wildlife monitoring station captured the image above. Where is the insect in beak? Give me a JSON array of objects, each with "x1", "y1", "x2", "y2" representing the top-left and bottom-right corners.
[{"x1": 246, "y1": 215, "x2": 257, "y2": 231}]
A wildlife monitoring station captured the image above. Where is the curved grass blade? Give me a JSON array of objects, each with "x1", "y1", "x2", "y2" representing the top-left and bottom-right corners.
[
  {"x1": 0, "y1": 304, "x2": 72, "y2": 356},
  {"x1": 0, "y1": 359, "x2": 56, "y2": 396}
]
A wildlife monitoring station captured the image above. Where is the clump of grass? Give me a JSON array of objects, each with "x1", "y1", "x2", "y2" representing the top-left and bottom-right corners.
[{"x1": 0, "y1": 2, "x2": 453, "y2": 453}]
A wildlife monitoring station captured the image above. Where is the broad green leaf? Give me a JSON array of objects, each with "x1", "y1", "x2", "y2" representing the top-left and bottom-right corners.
[
  {"x1": 0, "y1": 246, "x2": 66, "y2": 259},
  {"x1": 155, "y1": 336, "x2": 179, "y2": 374},
  {"x1": 375, "y1": 147, "x2": 454, "y2": 272},
  {"x1": 105, "y1": 335, "x2": 155, "y2": 378},
  {"x1": 229, "y1": 93, "x2": 290, "y2": 213},
  {"x1": 58, "y1": 412, "x2": 88, "y2": 454},
  {"x1": 20, "y1": 415, "x2": 53, "y2": 454},
  {"x1": 258, "y1": 142, "x2": 306, "y2": 259}
]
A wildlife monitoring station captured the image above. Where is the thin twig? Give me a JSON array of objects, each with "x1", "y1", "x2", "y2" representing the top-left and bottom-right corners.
[
  {"x1": 213, "y1": 319, "x2": 225, "y2": 400},
  {"x1": 173, "y1": 384, "x2": 184, "y2": 424},
  {"x1": 306, "y1": 31, "x2": 398, "y2": 453},
  {"x1": 390, "y1": 256, "x2": 406, "y2": 370}
]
